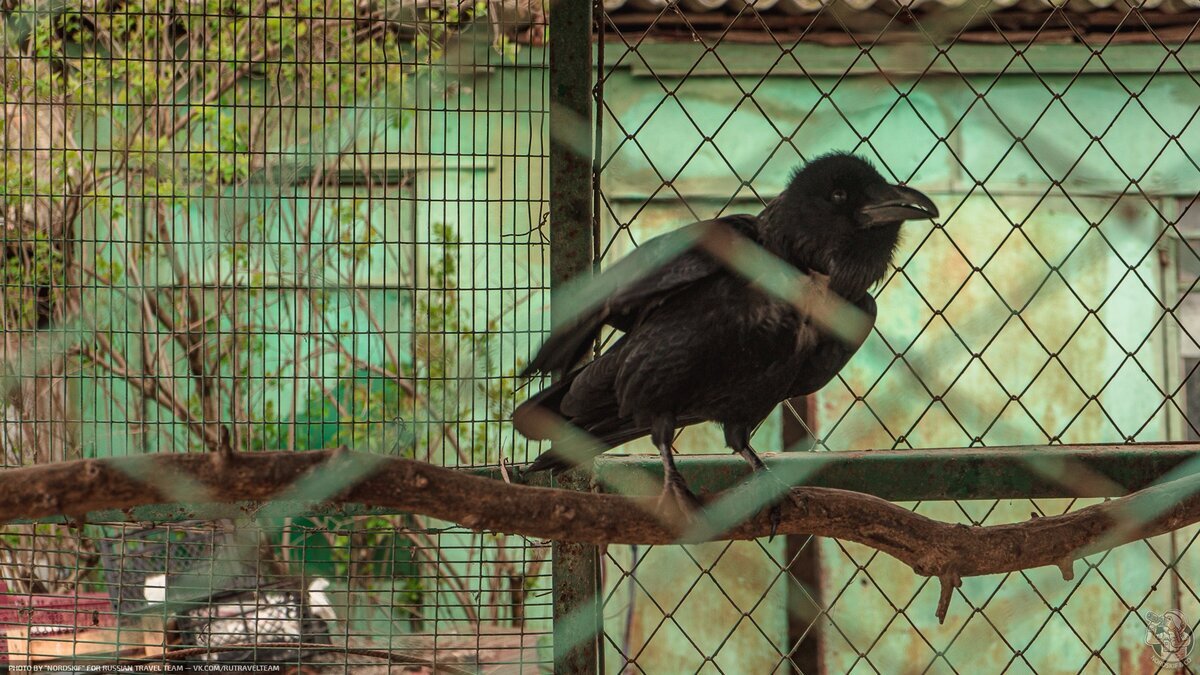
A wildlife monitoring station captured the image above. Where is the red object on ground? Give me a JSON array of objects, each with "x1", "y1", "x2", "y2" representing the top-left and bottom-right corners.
[{"x1": 0, "y1": 582, "x2": 117, "y2": 662}]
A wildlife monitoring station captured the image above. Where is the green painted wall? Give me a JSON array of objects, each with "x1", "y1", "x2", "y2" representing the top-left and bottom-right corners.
[
  {"x1": 67, "y1": 35, "x2": 1200, "y2": 672},
  {"x1": 596, "y1": 41, "x2": 1200, "y2": 673}
]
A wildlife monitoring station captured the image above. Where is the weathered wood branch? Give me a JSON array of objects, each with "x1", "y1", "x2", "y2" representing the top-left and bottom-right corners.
[{"x1": 3, "y1": 449, "x2": 1200, "y2": 621}]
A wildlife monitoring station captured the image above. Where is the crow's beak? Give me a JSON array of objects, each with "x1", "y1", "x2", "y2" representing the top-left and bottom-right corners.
[{"x1": 857, "y1": 184, "x2": 939, "y2": 228}]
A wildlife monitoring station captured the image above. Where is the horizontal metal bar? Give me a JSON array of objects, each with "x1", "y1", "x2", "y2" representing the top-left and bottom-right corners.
[
  {"x1": 612, "y1": 43, "x2": 1200, "y2": 78},
  {"x1": 87, "y1": 156, "x2": 498, "y2": 181},
  {"x1": 27, "y1": 445, "x2": 1200, "y2": 526},
  {"x1": 593, "y1": 445, "x2": 1200, "y2": 501}
]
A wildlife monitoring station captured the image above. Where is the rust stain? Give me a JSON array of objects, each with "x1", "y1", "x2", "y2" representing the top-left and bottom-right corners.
[{"x1": 1120, "y1": 642, "x2": 1160, "y2": 674}]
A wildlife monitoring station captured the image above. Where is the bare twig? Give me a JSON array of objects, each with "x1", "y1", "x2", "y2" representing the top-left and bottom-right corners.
[
  {"x1": 76, "y1": 336, "x2": 222, "y2": 450},
  {"x1": 403, "y1": 528, "x2": 480, "y2": 625},
  {"x1": 304, "y1": 334, "x2": 469, "y2": 464},
  {"x1": 130, "y1": 205, "x2": 233, "y2": 456}
]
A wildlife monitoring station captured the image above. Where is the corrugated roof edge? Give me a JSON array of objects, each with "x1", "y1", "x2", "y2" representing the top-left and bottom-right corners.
[{"x1": 602, "y1": 0, "x2": 1200, "y2": 14}]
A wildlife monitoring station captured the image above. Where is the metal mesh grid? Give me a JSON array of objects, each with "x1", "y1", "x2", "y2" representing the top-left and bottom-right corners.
[
  {"x1": 0, "y1": 520, "x2": 551, "y2": 670},
  {"x1": 4, "y1": 0, "x2": 1200, "y2": 671},
  {"x1": 592, "y1": 1, "x2": 1200, "y2": 672},
  {"x1": 0, "y1": 0, "x2": 550, "y2": 670}
]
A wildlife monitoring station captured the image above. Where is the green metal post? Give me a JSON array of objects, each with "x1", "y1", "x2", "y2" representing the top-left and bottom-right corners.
[
  {"x1": 590, "y1": 445, "x2": 1200, "y2": 501},
  {"x1": 549, "y1": 1, "x2": 600, "y2": 673}
]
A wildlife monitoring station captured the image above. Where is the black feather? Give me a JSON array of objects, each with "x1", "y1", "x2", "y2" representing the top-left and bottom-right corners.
[
  {"x1": 515, "y1": 153, "x2": 934, "y2": 475},
  {"x1": 517, "y1": 312, "x2": 605, "y2": 378}
]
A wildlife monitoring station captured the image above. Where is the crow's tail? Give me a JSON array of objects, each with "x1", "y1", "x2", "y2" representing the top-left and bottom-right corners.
[
  {"x1": 516, "y1": 339, "x2": 702, "y2": 474},
  {"x1": 513, "y1": 370, "x2": 616, "y2": 474},
  {"x1": 519, "y1": 313, "x2": 606, "y2": 378},
  {"x1": 512, "y1": 375, "x2": 574, "y2": 442},
  {"x1": 523, "y1": 447, "x2": 581, "y2": 474}
]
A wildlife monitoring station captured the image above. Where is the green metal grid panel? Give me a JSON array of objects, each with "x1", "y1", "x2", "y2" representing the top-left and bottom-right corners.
[
  {"x1": 591, "y1": 4, "x2": 1200, "y2": 673},
  {"x1": 0, "y1": 3, "x2": 554, "y2": 670}
]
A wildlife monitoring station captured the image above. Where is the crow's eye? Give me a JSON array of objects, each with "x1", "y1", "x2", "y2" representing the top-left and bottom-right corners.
[{"x1": 830, "y1": 189, "x2": 848, "y2": 204}]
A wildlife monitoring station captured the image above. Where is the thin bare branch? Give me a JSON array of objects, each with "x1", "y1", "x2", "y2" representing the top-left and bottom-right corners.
[{"x1": 76, "y1": 337, "x2": 221, "y2": 451}]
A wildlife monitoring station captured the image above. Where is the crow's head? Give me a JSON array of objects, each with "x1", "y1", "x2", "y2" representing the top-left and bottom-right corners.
[
  {"x1": 783, "y1": 153, "x2": 939, "y2": 232},
  {"x1": 770, "y1": 152, "x2": 939, "y2": 295}
]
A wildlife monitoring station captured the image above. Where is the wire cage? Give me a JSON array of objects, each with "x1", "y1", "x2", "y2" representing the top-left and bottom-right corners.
[
  {"x1": 583, "y1": 1, "x2": 1200, "y2": 673},
  {"x1": 97, "y1": 521, "x2": 259, "y2": 615},
  {"x1": 0, "y1": 0, "x2": 552, "y2": 671},
  {"x1": 0, "y1": 0, "x2": 1198, "y2": 672}
]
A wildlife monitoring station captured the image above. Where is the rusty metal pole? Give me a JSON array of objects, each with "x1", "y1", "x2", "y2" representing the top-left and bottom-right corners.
[
  {"x1": 782, "y1": 396, "x2": 822, "y2": 674},
  {"x1": 549, "y1": 1, "x2": 601, "y2": 673}
]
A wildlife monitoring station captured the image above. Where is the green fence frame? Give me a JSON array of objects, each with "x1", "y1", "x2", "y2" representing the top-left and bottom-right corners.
[{"x1": 542, "y1": 3, "x2": 1200, "y2": 673}]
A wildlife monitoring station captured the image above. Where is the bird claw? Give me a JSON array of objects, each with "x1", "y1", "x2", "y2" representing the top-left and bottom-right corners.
[
  {"x1": 766, "y1": 502, "x2": 783, "y2": 541},
  {"x1": 741, "y1": 467, "x2": 789, "y2": 541},
  {"x1": 657, "y1": 478, "x2": 704, "y2": 529}
]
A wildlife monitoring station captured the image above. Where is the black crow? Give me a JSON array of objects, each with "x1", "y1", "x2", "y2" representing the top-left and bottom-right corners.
[{"x1": 513, "y1": 153, "x2": 938, "y2": 526}]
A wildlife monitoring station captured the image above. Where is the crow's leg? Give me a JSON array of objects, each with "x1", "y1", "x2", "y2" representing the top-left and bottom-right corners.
[
  {"x1": 652, "y1": 416, "x2": 703, "y2": 523},
  {"x1": 726, "y1": 425, "x2": 786, "y2": 539}
]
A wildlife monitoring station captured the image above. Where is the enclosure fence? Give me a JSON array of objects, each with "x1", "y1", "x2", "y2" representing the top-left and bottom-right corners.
[
  {"x1": 0, "y1": 0, "x2": 554, "y2": 671},
  {"x1": 582, "y1": 0, "x2": 1200, "y2": 672},
  {"x1": 0, "y1": 0, "x2": 1198, "y2": 673}
]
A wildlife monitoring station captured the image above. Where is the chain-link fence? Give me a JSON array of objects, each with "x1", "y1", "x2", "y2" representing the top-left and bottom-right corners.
[
  {"x1": 1, "y1": 0, "x2": 1199, "y2": 672},
  {"x1": 585, "y1": 1, "x2": 1200, "y2": 673}
]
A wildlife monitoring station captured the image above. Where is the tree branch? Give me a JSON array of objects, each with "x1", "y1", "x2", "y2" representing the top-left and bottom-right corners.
[
  {"x1": 162, "y1": 46, "x2": 282, "y2": 141},
  {"x1": 75, "y1": 337, "x2": 222, "y2": 451},
  {"x1": 127, "y1": 205, "x2": 233, "y2": 456},
  {"x1": 4, "y1": 449, "x2": 1200, "y2": 622}
]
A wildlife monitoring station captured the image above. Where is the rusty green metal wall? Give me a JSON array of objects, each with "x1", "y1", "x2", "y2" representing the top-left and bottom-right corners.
[{"x1": 594, "y1": 41, "x2": 1200, "y2": 673}]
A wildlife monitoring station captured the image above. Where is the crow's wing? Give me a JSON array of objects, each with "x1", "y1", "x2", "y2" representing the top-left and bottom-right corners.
[
  {"x1": 515, "y1": 337, "x2": 705, "y2": 473},
  {"x1": 519, "y1": 214, "x2": 760, "y2": 377},
  {"x1": 788, "y1": 293, "x2": 877, "y2": 397}
]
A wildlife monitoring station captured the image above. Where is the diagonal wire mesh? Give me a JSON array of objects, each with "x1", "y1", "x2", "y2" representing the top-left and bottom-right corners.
[{"x1": 592, "y1": 1, "x2": 1200, "y2": 672}]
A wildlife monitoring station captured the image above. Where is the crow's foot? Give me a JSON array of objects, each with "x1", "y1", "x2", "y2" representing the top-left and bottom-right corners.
[
  {"x1": 758, "y1": 470, "x2": 787, "y2": 538},
  {"x1": 736, "y1": 450, "x2": 789, "y2": 540},
  {"x1": 657, "y1": 474, "x2": 704, "y2": 529}
]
